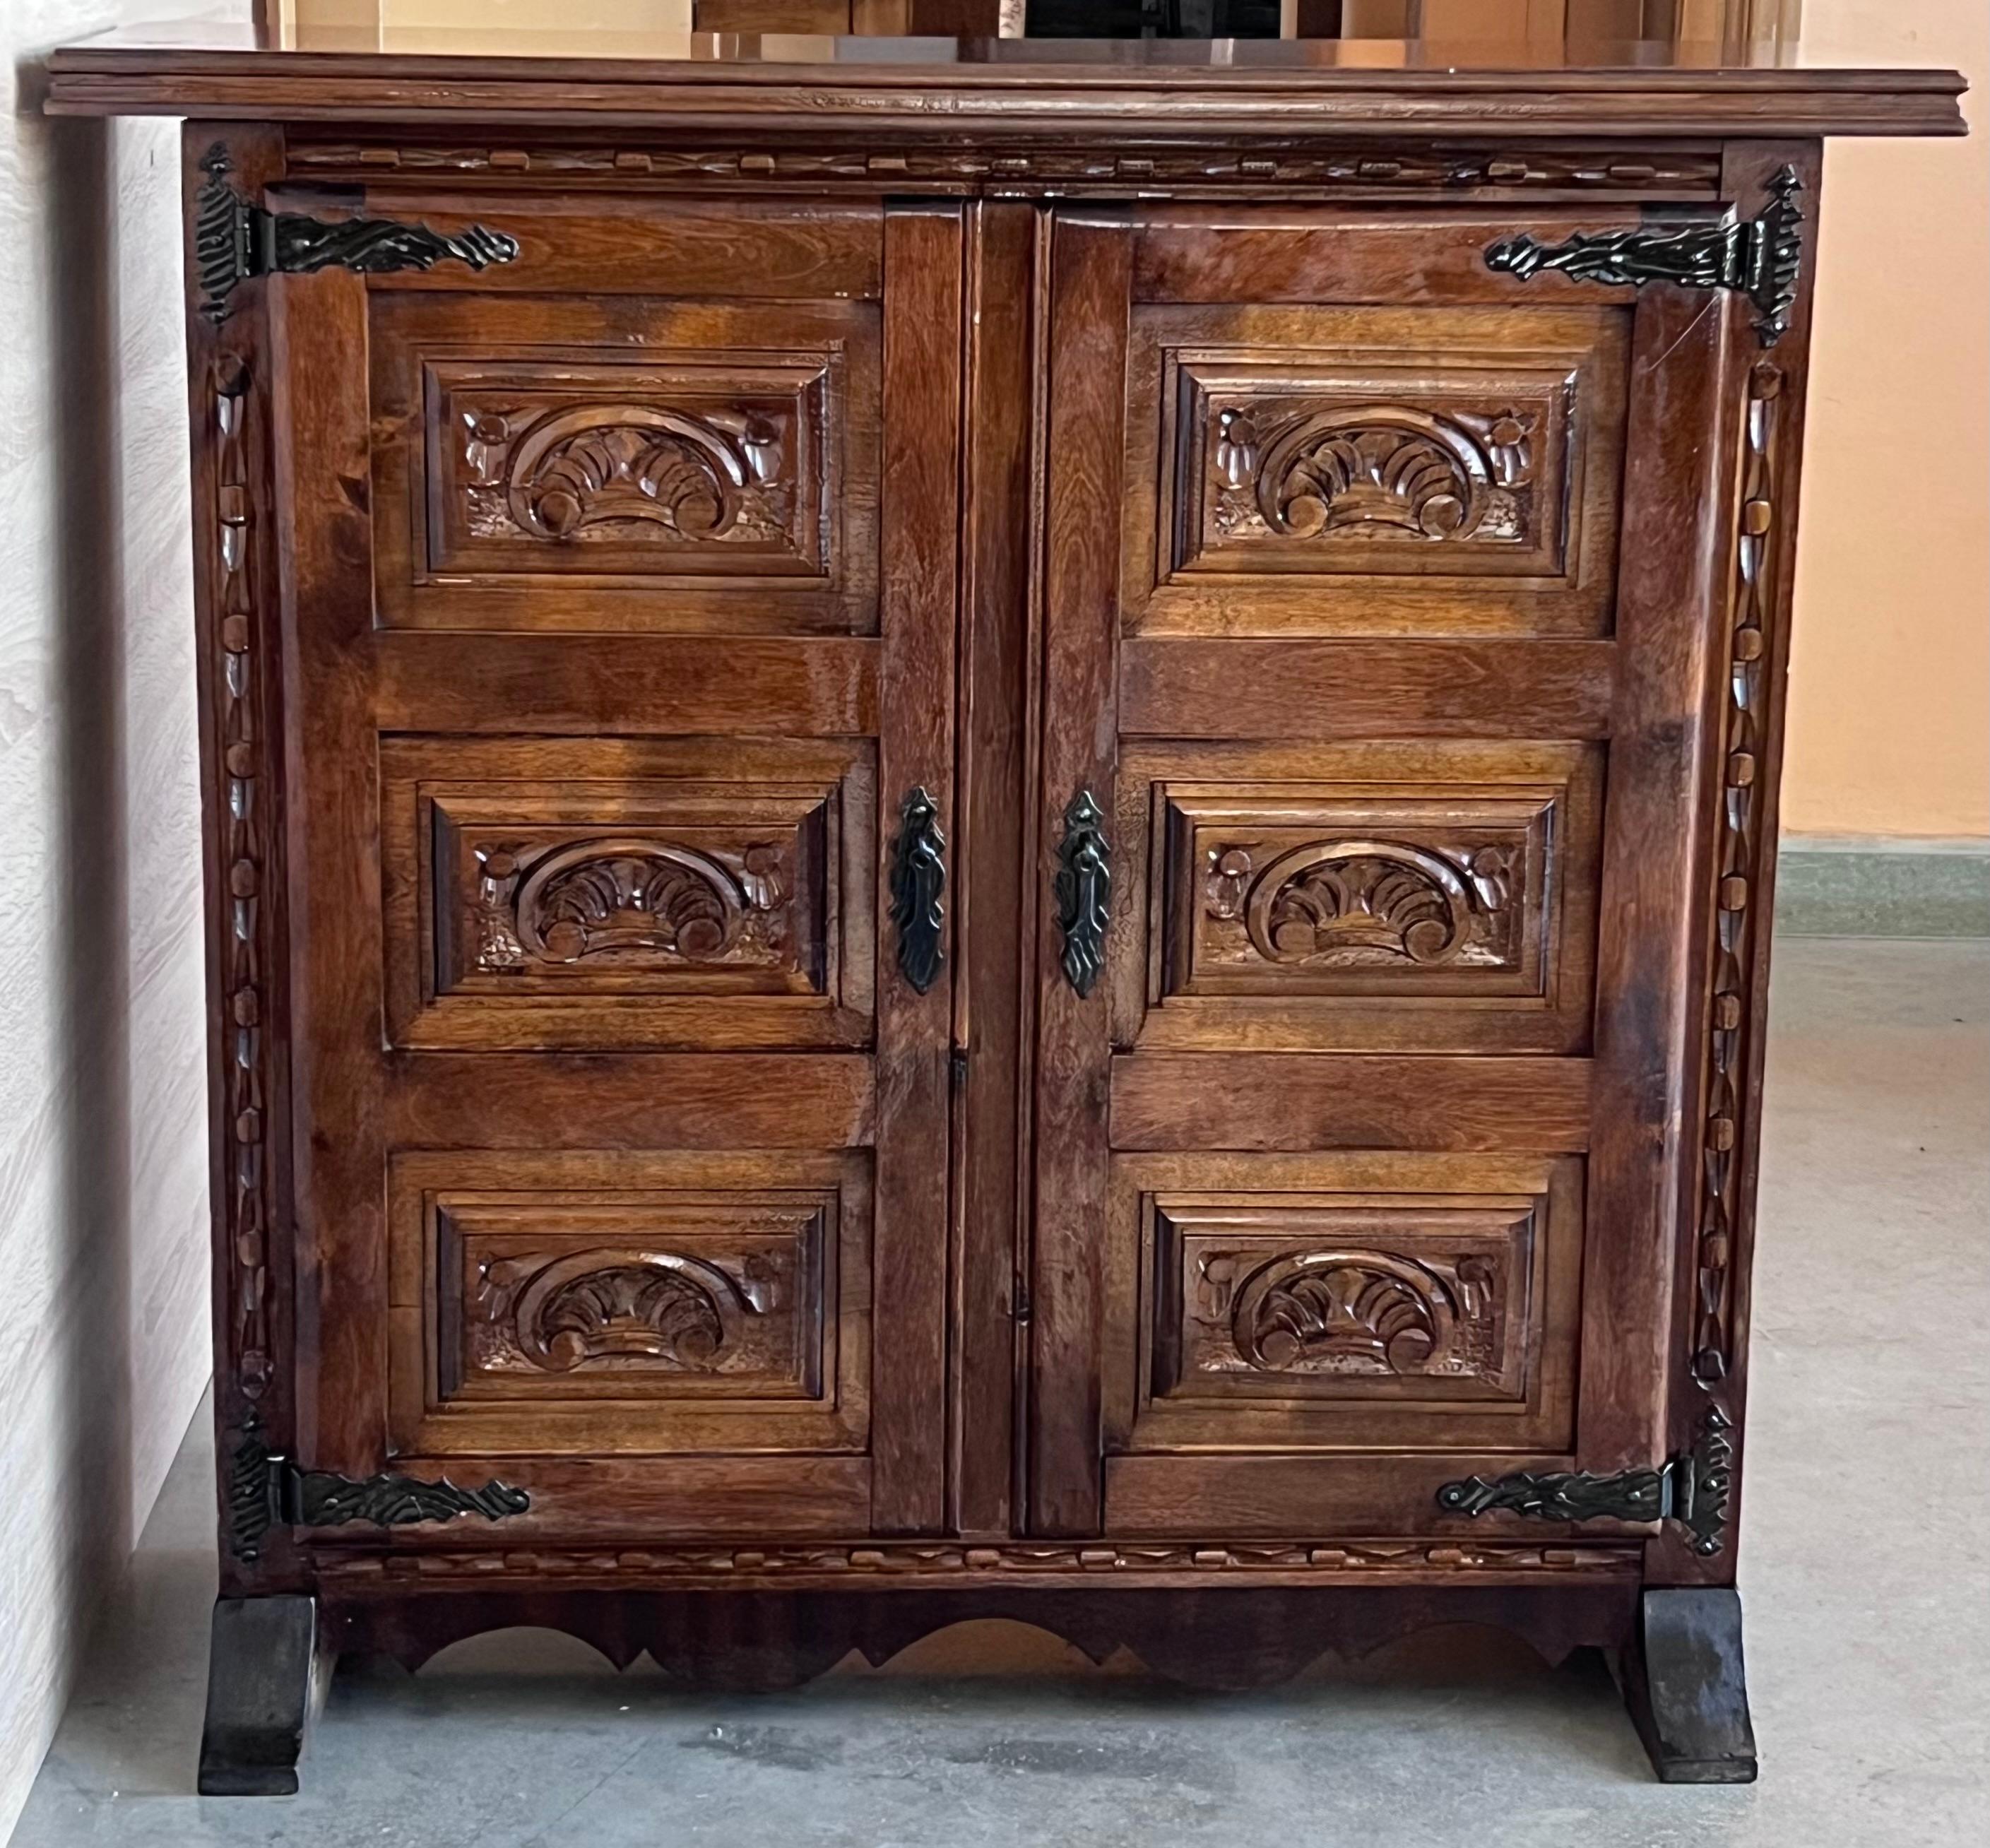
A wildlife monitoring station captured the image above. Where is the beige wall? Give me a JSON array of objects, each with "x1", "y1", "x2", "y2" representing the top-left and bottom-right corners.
[
  {"x1": 0, "y1": 5, "x2": 243, "y2": 1839},
  {"x1": 1789, "y1": 0, "x2": 1989, "y2": 839}
]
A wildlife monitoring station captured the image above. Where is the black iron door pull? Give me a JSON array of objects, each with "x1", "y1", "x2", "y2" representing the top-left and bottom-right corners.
[
  {"x1": 889, "y1": 786, "x2": 947, "y2": 994},
  {"x1": 1054, "y1": 788, "x2": 1111, "y2": 999}
]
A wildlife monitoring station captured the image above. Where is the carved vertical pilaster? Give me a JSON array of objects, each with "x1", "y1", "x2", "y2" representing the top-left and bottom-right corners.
[
  {"x1": 1666, "y1": 144, "x2": 1823, "y2": 1580},
  {"x1": 1692, "y1": 352, "x2": 1787, "y2": 1404},
  {"x1": 213, "y1": 348, "x2": 273, "y2": 1405},
  {"x1": 184, "y1": 126, "x2": 292, "y2": 1587}
]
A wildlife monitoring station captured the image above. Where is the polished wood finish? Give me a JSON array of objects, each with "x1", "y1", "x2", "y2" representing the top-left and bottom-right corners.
[
  {"x1": 54, "y1": 24, "x2": 1961, "y2": 1785},
  {"x1": 950, "y1": 199, "x2": 1040, "y2": 1539},
  {"x1": 45, "y1": 45, "x2": 1967, "y2": 143},
  {"x1": 1029, "y1": 208, "x2": 1131, "y2": 1538},
  {"x1": 253, "y1": 184, "x2": 955, "y2": 1536}
]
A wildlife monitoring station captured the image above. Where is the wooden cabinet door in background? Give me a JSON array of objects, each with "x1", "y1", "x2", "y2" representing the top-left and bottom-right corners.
[
  {"x1": 1026, "y1": 187, "x2": 1781, "y2": 1543},
  {"x1": 249, "y1": 177, "x2": 964, "y2": 1552}
]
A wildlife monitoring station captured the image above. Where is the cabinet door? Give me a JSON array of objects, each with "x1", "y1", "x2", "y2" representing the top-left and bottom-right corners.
[
  {"x1": 269, "y1": 193, "x2": 960, "y2": 1546},
  {"x1": 1028, "y1": 202, "x2": 1746, "y2": 1539}
]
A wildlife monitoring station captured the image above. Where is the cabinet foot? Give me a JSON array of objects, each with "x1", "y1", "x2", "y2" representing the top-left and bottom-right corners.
[
  {"x1": 197, "y1": 1596, "x2": 329, "y2": 1795},
  {"x1": 1623, "y1": 1587, "x2": 1758, "y2": 1783}
]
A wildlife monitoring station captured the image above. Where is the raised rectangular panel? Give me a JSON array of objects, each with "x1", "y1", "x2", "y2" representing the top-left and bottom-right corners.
[
  {"x1": 388, "y1": 1149, "x2": 870, "y2": 1458},
  {"x1": 432, "y1": 789, "x2": 831, "y2": 997},
  {"x1": 1115, "y1": 740, "x2": 1602, "y2": 1054},
  {"x1": 1106, "y1": 1153, "x2": 1584, "y2": 1459},
  {"x1": 427, "y1": 355, "x2": 828, "y2": 579},
  {"x1": 442, "y1": 1200, "x2": 824, "y2": 1401},
  {"x1": 1154, "y1": 1199, "x2": 1535, "y2": 1406},
  {"x1": 369, "y1": 293, "x2": 879, "y2": 633},
  {"x1": 1164, "y1": 789, "x2": 1553, "y2": 998},
  {"x1": 1173, "y1": 360, "x2": 1573, "y2": 579},
  {"x1": 380, "y1": 735, "x2": 875, "y2": 1051},
  {"x1": 1123, "y1": 304, "x2": 1628, "y2": 637}
]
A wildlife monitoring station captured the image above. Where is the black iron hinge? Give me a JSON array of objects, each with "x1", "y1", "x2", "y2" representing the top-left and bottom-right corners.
[
  {"x1": 195, "y1": 143, "x2": 520, "y2": 324},
  {"x1": 226, "y1": 1416, "x2": 530, "y2": 1561},
  {"x1": 1435, "y1": 1407, "x2": 1734, "y2": 1557},
  {"x1": 1486, "y1": 165, "x2": 1804, "y2": 346}
]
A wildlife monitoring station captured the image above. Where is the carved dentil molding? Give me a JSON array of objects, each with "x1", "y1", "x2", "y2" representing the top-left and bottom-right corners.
[
  {"x1": 286, "y1": 140, "x2": 1724, "y2": 196},
  {"x1": 309, "y1": 1538, "x2": 1640, "y2": 1585}
]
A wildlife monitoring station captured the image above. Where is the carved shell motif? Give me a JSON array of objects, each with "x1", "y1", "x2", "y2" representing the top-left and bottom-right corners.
[
  {"x1": 1197, "y1": 1248, "x2": 1498, "y2": 1378},
  {"x1": 1206, "y1": 839, "x2": 1512, "y2": 969},
  {"x1": 473, "y1": 838, "x2": 789, "y2": 972},
  {"x1": 1212, "y1": 404, "x2": 1534, "y2": 544},
  {"x1": 475, "y1": 1248, "x2": 776, "y2": 1373},
  {"x1": 463, "y1": 403, "x2": 790, "y2": 545}
]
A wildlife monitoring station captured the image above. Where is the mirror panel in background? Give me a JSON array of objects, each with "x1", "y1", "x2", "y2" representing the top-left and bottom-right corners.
[{"x1": 260, "y1": 1, "x2": 1802, "y2": 61}]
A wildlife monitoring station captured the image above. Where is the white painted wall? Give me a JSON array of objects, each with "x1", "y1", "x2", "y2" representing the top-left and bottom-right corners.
[{"x1": 0, "y1": 6, "x2": 244, "y2": 1838}]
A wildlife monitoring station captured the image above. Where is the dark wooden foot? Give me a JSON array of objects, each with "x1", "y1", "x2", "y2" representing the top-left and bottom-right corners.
[
  {"x1": 198, "y1": 1596, "x2": 328, "y2": 1795},
  {"x1": 1623, "y1": 1587, "x2": 1758, "y2": 1784}
]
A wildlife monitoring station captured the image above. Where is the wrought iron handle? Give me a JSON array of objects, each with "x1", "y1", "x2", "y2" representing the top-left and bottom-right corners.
[
  {"x1": 889, "y1": 786, "x2": 946, "y2": 995},
  {"x1": 1053, "y1": 788, "x2": 1111, "y2": 999}
]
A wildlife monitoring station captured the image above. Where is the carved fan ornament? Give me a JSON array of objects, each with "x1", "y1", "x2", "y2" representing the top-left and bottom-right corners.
[
  {"x1": 1197, "y1": 1248, "x2": 1499, "y2": 1378},
  {"x1": 463, "y1": 403, "x2": 790, "y2": 545},
  {"x1": 1205, "y1": 838, "x2": 1512, "y2": 969},
  {"x1": 1212, "y1": 404, "x2": 1535, "y2": 545},
  {"x1": 475, "y1": 1248, "x2": 775, "y2": 1373},
  {"x1": 473, "y1": 836, "x2": 788, "y2": 971}
]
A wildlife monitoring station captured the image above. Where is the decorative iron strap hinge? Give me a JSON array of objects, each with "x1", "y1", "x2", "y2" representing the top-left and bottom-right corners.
[
  {"x1": 1485, "y1": 165, "x2": 1804, "y2": 346},
  {"x1": 1435, "y1": 1407, "x2": 1734, "y2": 1557},
  {"x1": 889, "y1": 785, "x2": 947, "y2": 995},
  {"x1": 1053, "y1": 788, "x2": 1112, "y2": 999},
  {"x1": 226, "y1": 1416, "x2": 531, "y2": 1561},
  {"x1": 195, "y1": 143, "x2": 520, "y2": 324}
]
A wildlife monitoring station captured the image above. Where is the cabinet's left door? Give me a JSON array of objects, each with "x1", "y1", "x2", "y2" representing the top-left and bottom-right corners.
[{"x1": 203, "y1": 149, "x2": 961, "y2": 1573}]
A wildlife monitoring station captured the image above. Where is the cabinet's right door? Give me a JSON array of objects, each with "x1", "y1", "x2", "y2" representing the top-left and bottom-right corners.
[{"x1": 1027, "y1": 199, "x2": 1751, "y2": 1540}]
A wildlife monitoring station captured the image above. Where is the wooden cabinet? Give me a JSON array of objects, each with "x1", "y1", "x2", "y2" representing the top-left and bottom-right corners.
[{"x1": 43, "y1": 25, "x2": 1965, "y2": 1794}]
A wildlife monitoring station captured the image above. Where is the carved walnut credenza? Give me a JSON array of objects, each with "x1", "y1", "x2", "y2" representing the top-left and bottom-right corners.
[{"x1": 44, "y1": 23, "x2": 1966, "y2": 1794}]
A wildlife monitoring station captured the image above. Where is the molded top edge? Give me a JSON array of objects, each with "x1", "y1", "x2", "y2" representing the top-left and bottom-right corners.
[{"x1": 42, "y1": 26, "x2": 1967, "y2": 138}]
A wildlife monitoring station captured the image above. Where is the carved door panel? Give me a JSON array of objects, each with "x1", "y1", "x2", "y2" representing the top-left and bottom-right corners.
[
  {"x1": 263, "y1": 192, "x2": 960, "y2": 1554},
  {"x1": 1029, "y1": 203, "x2": 1749, "y2": 1541}
]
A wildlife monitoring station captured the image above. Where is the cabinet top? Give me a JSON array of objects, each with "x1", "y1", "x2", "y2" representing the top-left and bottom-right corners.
[{"x1": 44, "y1": 20, "x2": 1966, "y2": 141}]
